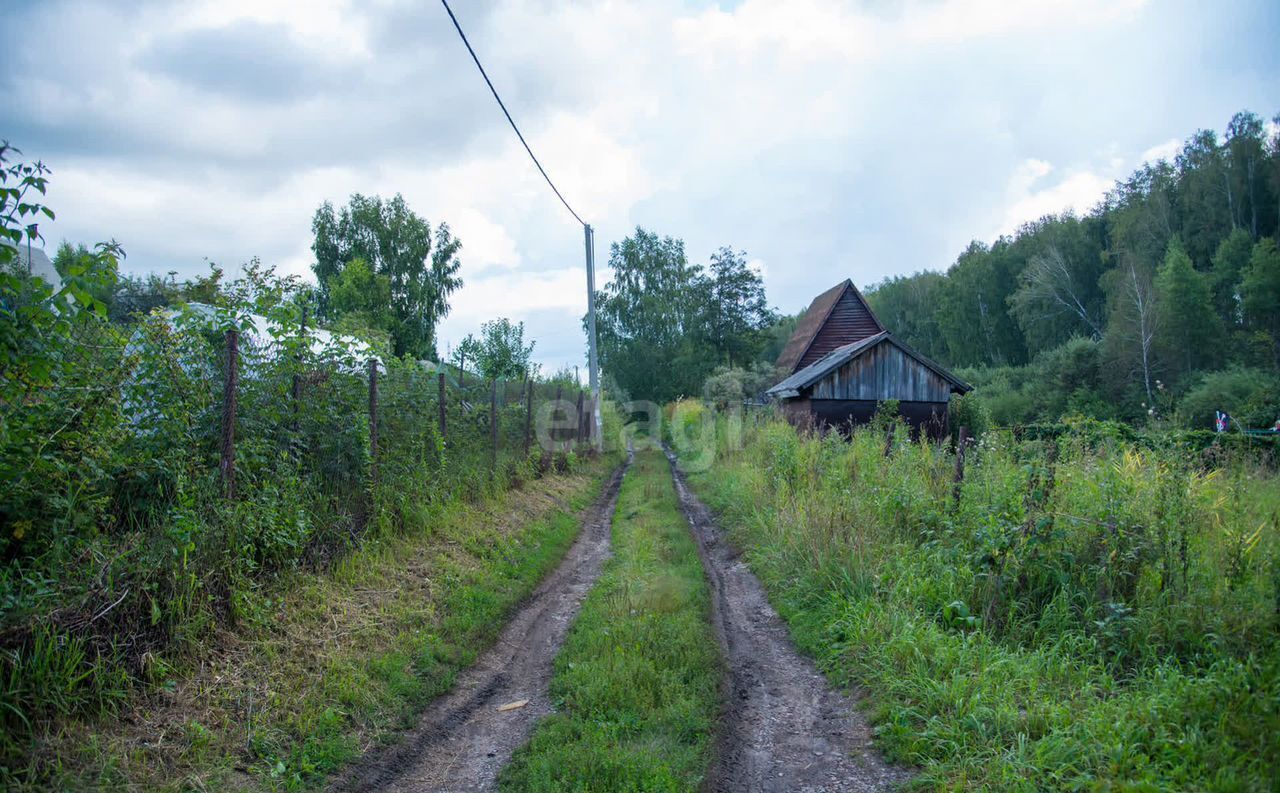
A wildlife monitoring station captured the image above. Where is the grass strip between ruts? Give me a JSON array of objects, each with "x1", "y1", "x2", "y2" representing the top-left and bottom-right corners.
[{"x1": 500, "y1": 449, "x2": 722, "y2": 792}]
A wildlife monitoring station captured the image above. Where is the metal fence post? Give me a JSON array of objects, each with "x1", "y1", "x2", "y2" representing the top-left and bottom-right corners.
[
  {"x1": 220, "y1": 328, "x2": 238, "y2": 500},
  {"x1": 575, "y1": 389, "x2": 585, "y2": 450},
  {"x1": 438, "y1": 371, "x2": 447, "y2": 447},
  {"x1": 524, "y1": 378, "x2": 533, "y2": 456},
  {"x1": 553, "y1": 384, "x2": 563, "y2": 453},
  {"x1": 490, "y1": 379, "x2": 499, "y2": 479},
  {"x1": 368, "y1": 359, "x2": 379, "y2": 489},
  {"x1": 291, "y1": 307, "x2": 305, "y2": 450}
]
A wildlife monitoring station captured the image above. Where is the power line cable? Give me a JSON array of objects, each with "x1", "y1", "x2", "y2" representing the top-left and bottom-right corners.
[{"x1": 439, "y1": 0, "x2": 585, "y2": 227}]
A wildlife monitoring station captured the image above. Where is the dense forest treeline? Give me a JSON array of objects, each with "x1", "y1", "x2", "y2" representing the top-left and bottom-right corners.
[
  {"x1": 864, "y1": 110, "x2": 1280, "y2": 429},
  {"x1": 593, "y1": 111, "x2": 1279, "y2": 430}
]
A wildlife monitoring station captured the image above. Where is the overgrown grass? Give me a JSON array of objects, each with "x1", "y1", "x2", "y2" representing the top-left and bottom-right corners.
[
  {"x1": 0, "y1": 256, "x2": 619, "y2": 788},
  {"x1": 20, "y1": 459, "x2": 617, "y2": 791},
  {"x1": 678, "y1": 412, "x2": 1280, "y2": 791},
  {"x1": 500, "y1": 450, "x2": 721, "y2": 792}
]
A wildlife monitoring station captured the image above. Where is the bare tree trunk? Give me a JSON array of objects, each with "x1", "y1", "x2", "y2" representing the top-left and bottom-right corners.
[
  {"x1": 1248, "y1": 157, "x2": 1258, "y2": 238},
  {"x1": 1224, "y1": 169, "x2": 1238, "y2": 229},
  {"x1": 1127, "y1": 262, "x2": 1156, "y2": 406},
  {"x1": 1024, "y1": 246, "x2": 1103, "y2": 338}
]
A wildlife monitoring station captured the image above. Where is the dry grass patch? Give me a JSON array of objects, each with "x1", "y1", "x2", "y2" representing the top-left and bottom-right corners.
[{"x1": 33, "y1": 465, "x2": 613, "y2": 792}]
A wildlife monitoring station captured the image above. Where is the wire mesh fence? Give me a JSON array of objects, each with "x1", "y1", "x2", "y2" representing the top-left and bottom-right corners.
[{"x1": 0, "y1": 306, "x2": 597, "y2": 744}]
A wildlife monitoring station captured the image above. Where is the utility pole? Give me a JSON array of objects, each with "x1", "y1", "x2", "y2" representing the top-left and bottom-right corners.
[
  {"x1": 584, "y1": 225, "x2": 602, "y2": 452},
  {"x1": 439, "y1": 2, "x2": 604, "y2": 452}
]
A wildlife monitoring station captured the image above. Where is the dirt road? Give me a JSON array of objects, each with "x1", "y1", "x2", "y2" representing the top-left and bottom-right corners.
[
  {"x1": 333, "y1": 456, "x2": 629, "y2": 793},
  {"x1": 665, "y1": 450, "x2": 907, "y2": 793}
]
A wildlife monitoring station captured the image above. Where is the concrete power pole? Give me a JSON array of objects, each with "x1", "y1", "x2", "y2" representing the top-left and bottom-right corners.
[{"x1": 584, "y1": 224, "x2": 603, "y2": 452}]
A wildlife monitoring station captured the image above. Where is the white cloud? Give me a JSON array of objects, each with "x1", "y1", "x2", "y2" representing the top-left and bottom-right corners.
[
  {"x1": 8, "y1": 0, "x2": 1277, "y2": 368},
  {"x1": 449, "y1": 209, "x2": 522, "y2": 273},
  {"x1": 446, "y1": 267, "x2": 586, "y2": 321},
  {"x1": 1140, "y1": 138, "x2": 1181, "y2": 164},
  {"x1": 437, "y1": 267, "x2": 588, "y2": 363},
  {"x1": 996, "y1": 168, "x2": 1114, "y2": 235},
  {"x1": 994, "y1": 132, "x2": 1193, "y2": 238},
  {"x1": 901, "y1": 0, "x2": 1149, "y2": 44},
  {"x1": 180, "y1": 0, "x2": 372, "y2": 54}
]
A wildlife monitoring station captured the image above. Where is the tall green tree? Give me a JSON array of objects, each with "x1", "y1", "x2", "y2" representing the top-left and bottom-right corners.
[
  {"x1": 934, "y1": 240, "x2": 1027, "y2": 367},
  {"x1": 1209, "y1": 228, "x2": 1253, "y2": 325},
  {"x1": 463, "y1": 318, "x2": 535, "y2": 382},
  {"x1": 700, "y1": 247, "x2": 775, "y2": 368},
  {"x1": 1007, "y1": 214, "x2": 1107, "y2": 348},
  {"x1": 1223, "y1": 111, "x2": 1271, "y2": 239},
  {"x1": 311, "y1": 193, "x2": 462, "y2": 359},
  {"x1": 1153, "y1": 238, "x2": 1222, "y2": 383},
  {"x1": 1174, "y1": 130, "x2": 1232, "y2": 265},
  {"x1": 1240, "y1": 237, "x2": 1280, "y2": 367},
  {"x1": 758, "y1": 311, "x2": 801, "y2": 365},
  {"x1": 1270, "y1": 113, "x2": 1280, "y2": 235},
  {"x1": 866, "y1": 271, "x2": 949, "y2": 359},
  {"x1": 594, "y1": 228, "x2": 707, "y2": 403},
  {"x1": 1101, "y1": 256, "x2": 1159, "y2": 408}
]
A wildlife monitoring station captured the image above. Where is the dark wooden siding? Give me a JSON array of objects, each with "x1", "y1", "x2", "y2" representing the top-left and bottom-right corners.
[
  {"x1": 808, "y1": 340, "x2": 952, "y2": 402},
  {"x1": 782, "y1": 399, "x2": 950, "y2": 439},
  {"x1": 797, "y1": 289, "x2": 883, "y2": 369},
  {"x1": 776, "y1": 282, "x2": 846, "y2": 373}
]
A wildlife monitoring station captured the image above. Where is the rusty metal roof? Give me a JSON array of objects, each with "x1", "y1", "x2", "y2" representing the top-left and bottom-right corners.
[
  {"x1": 774, "y1": 279, "x2": 885, "y2": 374},
  {"x1": 767, "y1": 331, "x2": 971, "y2": 399}
]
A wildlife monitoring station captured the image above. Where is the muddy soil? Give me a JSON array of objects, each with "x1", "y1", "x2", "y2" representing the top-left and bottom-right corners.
[
  {"x1": 665, "y1": 450, "x2": 908, "y2": 793},
  {"x1": 333, "y1": 456, "x2": 630, "y2": 793}
]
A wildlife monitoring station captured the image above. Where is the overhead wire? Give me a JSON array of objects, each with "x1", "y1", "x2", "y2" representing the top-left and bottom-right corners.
[{"x1": 439, "y1": 0, "x2": 586, "y2": 227}]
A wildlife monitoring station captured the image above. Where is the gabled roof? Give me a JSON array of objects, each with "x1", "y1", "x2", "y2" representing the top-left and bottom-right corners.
[
  {"x1": 767, "y1": 330, "x2": 971, "y2": 399},
  {"x1": 775, "y1": 279, "x2": 885, "y2": 374}
]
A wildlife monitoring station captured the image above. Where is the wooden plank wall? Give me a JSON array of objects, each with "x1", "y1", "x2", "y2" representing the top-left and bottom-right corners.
[
  {"x1": 809, "y1": 340, "x2": 952, "y2": 402},
  {"x1": 797, "y1": 289, "x2": 883, "y2": 369}
]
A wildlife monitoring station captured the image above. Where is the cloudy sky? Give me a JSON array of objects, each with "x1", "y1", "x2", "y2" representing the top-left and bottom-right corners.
[{"x1": 6, "y1": 0, "x2": 1279, "y2": 373}]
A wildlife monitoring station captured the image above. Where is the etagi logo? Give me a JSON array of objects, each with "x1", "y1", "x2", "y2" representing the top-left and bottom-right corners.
[{"x1": 529, "y1": 397, "x2": 749, "y2": 473}]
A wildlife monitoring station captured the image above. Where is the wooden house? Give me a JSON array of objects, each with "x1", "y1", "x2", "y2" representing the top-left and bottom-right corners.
[{"x1": 768, "y1": 280, "x2": 970, "y2": 437}]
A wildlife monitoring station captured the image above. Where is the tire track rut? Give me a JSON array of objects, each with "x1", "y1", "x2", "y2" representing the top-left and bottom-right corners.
[
  {"x1": 333, "y1": 455, "x2": 630, "y2": 793},
  {"x1": 665, "y1": 449, "x2": 907, "y2": 793}
]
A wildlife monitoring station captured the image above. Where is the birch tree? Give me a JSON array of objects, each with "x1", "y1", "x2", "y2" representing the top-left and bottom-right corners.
[
  {"x1": 1009, "y1": 244, "x2": 1103, "y2": 340},
  {"x1": 1102, "y1": 257, "x2": 1159, "y2": 407}
]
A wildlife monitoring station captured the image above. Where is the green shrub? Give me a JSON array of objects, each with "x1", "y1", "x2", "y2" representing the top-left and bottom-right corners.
[
  {"x1": 0, "y1": 262, "x2": 604, "y2": 785},
  {"x1": 1177, "y1": 366, "x2": 1280, "y2": 430},
  {"x1": 680, "y1": 411, "x2": 1280, "y2": 789},
  {"x1": 949, "y1": 391, "x2": 991, "y2": 438}
]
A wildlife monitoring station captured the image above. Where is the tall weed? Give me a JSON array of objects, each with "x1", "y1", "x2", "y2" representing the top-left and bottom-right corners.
[{"x1": 680, "y1": 413, "x2": 1280, "y2": 789}]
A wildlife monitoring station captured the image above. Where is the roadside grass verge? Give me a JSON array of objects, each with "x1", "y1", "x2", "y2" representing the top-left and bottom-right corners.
[
  {"x1": 500, "y1": 450, "x2": 721, "y2": 792},
  {"x1": 31, "y1": 459, "x2": 617, "y2": 791},
  {"x1": 677, "y1": 415, "x2": 1279, "y2": 791}
]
